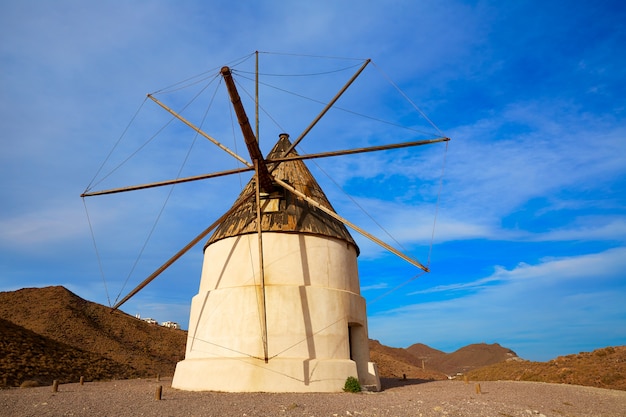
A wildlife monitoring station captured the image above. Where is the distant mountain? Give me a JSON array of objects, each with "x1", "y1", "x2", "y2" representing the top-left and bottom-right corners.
[
  {"x1": 368, "y1": 340, "x2": 447, "y2": 381},
  {"x1": 370, "y1": 341, "x2": 519, "y2": 379},
  {"x1": 406, "y1": 342, "x2": 446, "y2": 362},
  {"x1": 422, "y1": 342, "x2": 520, "y2": 375}
]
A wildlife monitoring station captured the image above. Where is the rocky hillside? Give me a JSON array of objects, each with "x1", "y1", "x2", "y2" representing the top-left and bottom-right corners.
[
  {"x1": 424, "y1": 342, "x2": 520, "y2": 375},
  {"x1": 0, "y1": 286, "x2": 186, "y2": 386},
  {"x1": 368, "y1": 340, "x2": 527, "y2": 383},
  {"x1": 0, "y1": 317, "x2": 137, "y2": 386},
  {"x1": 466, "y1": 346, "x2": 626, "y2": 391},
  {"x1": 406, "y1": 342, "x2": 446, "y2": 363},
  {"x1": 369, "y1": 340, "x2": 447, "y2": 381}
]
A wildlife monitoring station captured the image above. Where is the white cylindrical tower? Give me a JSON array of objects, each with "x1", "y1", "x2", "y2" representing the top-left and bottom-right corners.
[{"x1": 172, "y1": 134, "x2": 380, "y2": 392}]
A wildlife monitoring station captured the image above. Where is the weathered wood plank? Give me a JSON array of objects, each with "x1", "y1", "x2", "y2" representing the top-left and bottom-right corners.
[{"x1": 206, "y1": 135, "x2": 358, "y2": 253}]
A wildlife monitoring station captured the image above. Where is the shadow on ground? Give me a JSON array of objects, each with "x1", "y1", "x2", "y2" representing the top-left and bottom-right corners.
[{"x1": 380, "y1": 377, "x2": 437, "y2": 390}]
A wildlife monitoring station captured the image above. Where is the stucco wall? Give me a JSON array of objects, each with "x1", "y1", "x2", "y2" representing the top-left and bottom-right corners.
[{"x1": 173, "y1": 232, "x2": 379, "y2": 392}]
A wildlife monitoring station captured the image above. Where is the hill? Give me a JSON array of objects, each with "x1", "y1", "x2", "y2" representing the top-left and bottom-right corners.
[
  {"x1": 368, "y1": 340, "x2": 447, "y2": 381},
  {"x1": 466, "y1": 346, "x2": 626, "y2": 390},
  {"x1": 0, "y1": 286, "x2": 186, "y2": 386},
  {"x1": 369, "y1": 341, "x2": 521, "y2": 380},
  {"x1": 0, "y1": 318, "x2": 137, "y2": 386},
  {"x1": 406, "y1": 342, "x2": 446, "y2": 362},
  {"x1": 423, "y1": 342, "x2": 520, "y2": 375}
]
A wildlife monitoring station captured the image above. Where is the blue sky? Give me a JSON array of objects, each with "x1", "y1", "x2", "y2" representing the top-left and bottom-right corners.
[{"x1": 1, "y1": 1, "x2": 624, "y2": 362}]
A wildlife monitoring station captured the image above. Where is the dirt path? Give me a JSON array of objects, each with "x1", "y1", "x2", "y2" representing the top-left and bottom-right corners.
[{"x1": 2, "y1": 377, "x2": 625, "y2": 416}]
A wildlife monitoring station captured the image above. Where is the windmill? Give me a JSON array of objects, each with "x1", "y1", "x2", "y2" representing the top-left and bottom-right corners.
[{"x1": 82, "y1": 53, "x2": 449, "y2": 392}]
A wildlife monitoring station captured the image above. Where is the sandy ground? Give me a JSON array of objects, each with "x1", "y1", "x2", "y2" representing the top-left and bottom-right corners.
[{"x1": 2, "y1": 377, "x2": 625, "y2": 417}]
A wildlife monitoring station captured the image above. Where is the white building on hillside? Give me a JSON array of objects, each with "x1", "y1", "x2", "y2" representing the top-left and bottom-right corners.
[{"x1": 162, "y1": 321, "x2": 180, "y2": 329}]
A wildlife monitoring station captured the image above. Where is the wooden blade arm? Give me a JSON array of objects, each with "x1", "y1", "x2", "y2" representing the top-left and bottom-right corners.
[
  {"x1": 221, "y1": 66, "x2": 275, "y2": 193},
  {"x1": 268, "y1": 137, "x2": 450, "y2": 163},
  {"x1": 278, "y1": 59, "x2": 371, "y2": 160},
  {"x1": 82, "y1": 137, "x2": 448, "y2": 198},
  {"x1": 82, "y1": 138, "x2": 448, "y2": 197},
  {"x1": 110, "y1": 191, "x2": 254, "y2": 311},
  {"x1": 147, "y1": 94, "x2": 251, "y2": 167},
  {"x1": 253, "y1": 160, "x2": 269, "y2": 363},
  {"x1": 81, "y1": 166, "x2": 254, "y2": 197},
  {"x1": 274, "y1": 178, "x2": 429, "y2": 272}
]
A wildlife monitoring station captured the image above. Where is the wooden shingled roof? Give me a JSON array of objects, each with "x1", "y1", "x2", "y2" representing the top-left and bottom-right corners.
[{"x1": 206, "y1": 134, "x2": 359, "y2": 254}]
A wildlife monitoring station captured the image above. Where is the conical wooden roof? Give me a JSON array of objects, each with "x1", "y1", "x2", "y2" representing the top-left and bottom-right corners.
[{"x1": 206, "y1": 134, "x2": 358, "y2": 254}]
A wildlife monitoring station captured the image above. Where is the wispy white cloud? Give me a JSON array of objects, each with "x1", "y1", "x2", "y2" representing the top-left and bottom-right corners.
[
  {"x1": 0, "y1": 202, "x2": 87, "y2": 247},
  {"x1": 360, "y1": 282, "x2": 389, "y2": 292},
  {"x1": 527, "y1": 217, "x2": 626, "y2": 243},
  {"x1": 298, "y1": 93, "x2": 626, "y2": 249},
  {"x1": 433, "y1": 103, "x2": 626, "y2": 235},
  {"x1": 369, "y1": 247, "x2": 626, "y2": 360}
]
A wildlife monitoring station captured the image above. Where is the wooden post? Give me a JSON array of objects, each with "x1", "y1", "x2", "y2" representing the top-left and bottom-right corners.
[
  {"x1": 156, "y1": 373, "x2": 160, "y2": 382},
  {"x1": 52, "y1": 380, "x2": 59, "y2": 392},
  {"x1": 475, "y1": 383, "x2": 481, "y2": 394},
  {"x1": 80, "y1": 376, "x2": 84, "y2": 385},
  {"x1": 464, "y1": 375, "x2": 469, "y2": 384},
  {"x1": 155, "y1": 385, "x2": 162, "y2": 400}
]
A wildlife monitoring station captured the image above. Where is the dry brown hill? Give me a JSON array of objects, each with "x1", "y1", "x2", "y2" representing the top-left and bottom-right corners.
[
  {"x1": 406, "y1": 342, "x2": 446, "y2": 362},
  {"x1": 371, "y1": 341, "x2": 519, "y2": 380},
  {"x1": 0, "y1": 286, "x2": 185, "y2": 386},
  {"x1": 368, "y1": 340, "x2": 447, "y2": 381},
  {"x1": 467, "y1": 346, "x2": 626, "y2": 391},
  {"x1": 0, "y1": 318, "x2": 136, "y2": 386},
  {"x1": 424, "y1": 342, "x2": 519, "y2": 375}
]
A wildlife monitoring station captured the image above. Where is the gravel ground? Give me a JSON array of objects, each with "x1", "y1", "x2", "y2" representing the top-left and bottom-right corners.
[{"x1": 2, "y1": 377, "x2": 625, "y2": 417}]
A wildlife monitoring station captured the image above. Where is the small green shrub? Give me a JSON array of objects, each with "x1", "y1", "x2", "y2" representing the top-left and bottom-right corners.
[{"x1": 343, "y1": 376, "x2": 361, "y2": 393}]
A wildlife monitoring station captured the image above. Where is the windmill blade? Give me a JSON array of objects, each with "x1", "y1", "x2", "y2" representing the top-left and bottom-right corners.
[
  {"x1": 277, "y1": 59, "x2": 371, "y2": 160},
  {"x1": 147, "y1": 94, "x2": 251, "y2": 167},
  {"x1": 268, "y1": 137, "x2": 450, "y2": 164},
  {"x1": 110, "y1": 191, "x2": 254, "y2": 311},
  {"x1": 81, "y1": 166, "x2": 254, "y2": 197},
  {"x1": 274, "y1": 178, "x2": 429, "y2": 272},
  {"x1": 220, "y1": 66, "x2": 275, "y2": 193},
  {"x1": 253, "y1": 160, "x2": 269, "y2": 363}
]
